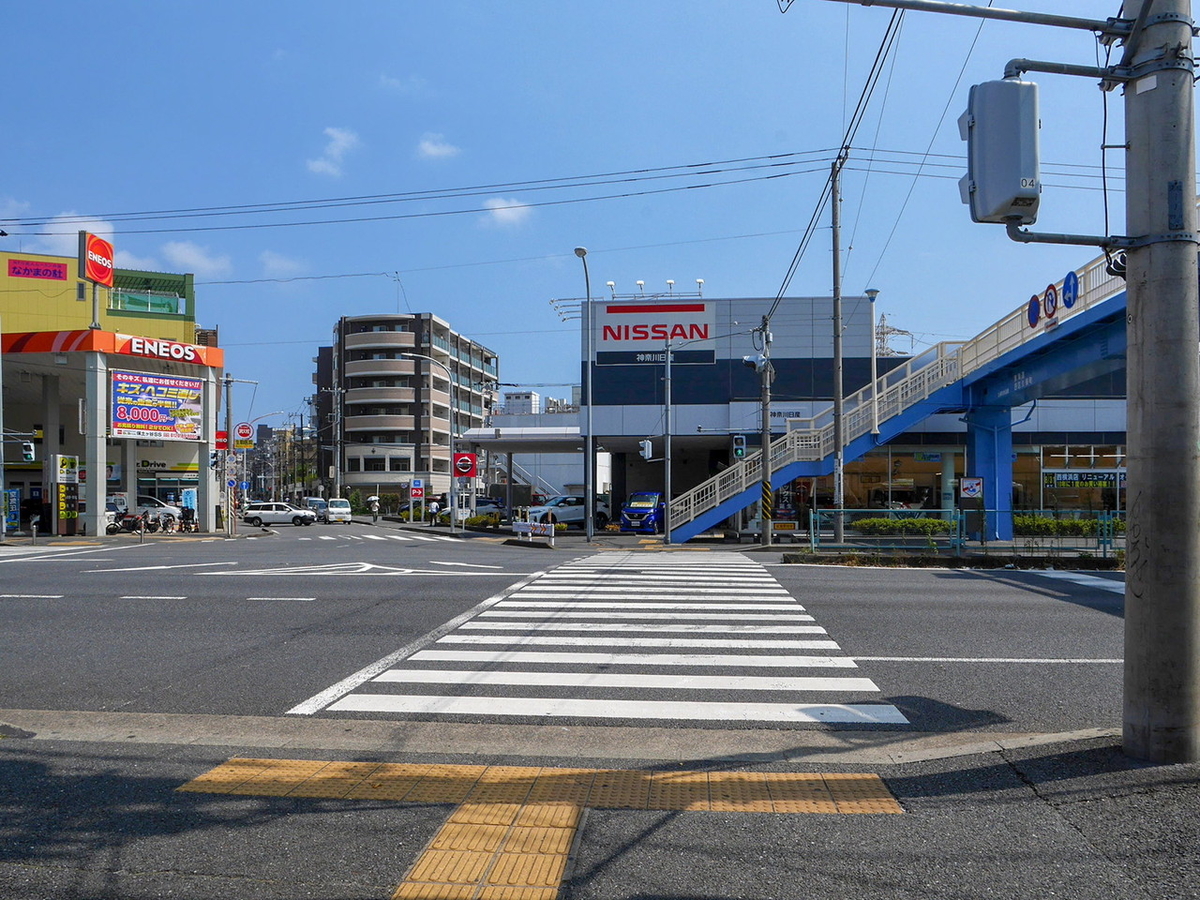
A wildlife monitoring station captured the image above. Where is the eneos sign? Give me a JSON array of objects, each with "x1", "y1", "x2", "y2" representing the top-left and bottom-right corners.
[{"x1": 78, "y1": 231, "x2": 115, "y2": 288}]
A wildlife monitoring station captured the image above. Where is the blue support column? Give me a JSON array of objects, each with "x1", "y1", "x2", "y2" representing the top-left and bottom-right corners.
[{"x1": 964, "y1": 406, "x2": 1013, "y2": 541}]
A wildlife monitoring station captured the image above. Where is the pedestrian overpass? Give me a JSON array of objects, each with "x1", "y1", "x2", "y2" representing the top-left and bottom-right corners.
[{"x1": 668, "y1": 253, "x2": 1129, "y2": 543}]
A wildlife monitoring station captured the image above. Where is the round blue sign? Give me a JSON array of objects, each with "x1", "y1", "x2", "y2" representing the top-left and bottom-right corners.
[
  {"x1": 1027, "y1": 295, "x2": 1040, "y2": 329},
  {"x1": 1062, "y1": 270, "x2": 1079, "y2": 309},
  {"x1": 227, "y1": 479, "x2": 236, "y2": 487}
]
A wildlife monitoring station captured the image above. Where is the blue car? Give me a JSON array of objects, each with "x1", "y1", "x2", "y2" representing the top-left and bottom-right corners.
[{"x1": 620, "y1": 491, "x2": 666, "y2": 533}]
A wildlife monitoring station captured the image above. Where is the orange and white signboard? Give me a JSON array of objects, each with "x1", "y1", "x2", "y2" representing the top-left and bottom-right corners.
[{"x1": 78, "y1": 231, "x2": 115, "y2": 288}]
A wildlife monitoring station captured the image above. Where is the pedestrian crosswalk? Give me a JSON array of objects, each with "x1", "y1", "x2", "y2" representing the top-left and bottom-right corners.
[
  {"x1": 295, "y1": 531, "x2": 459, "y2": 543},
  {"x1": 315, "y1": 553, "x2": 908, "y2": 727}
]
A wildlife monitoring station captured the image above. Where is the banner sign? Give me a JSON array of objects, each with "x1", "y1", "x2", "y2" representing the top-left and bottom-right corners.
[
  {"x1": 55, "y1": 454, "x2": 79, "y2": 484},
  {"x1": 1043, "y1": 471, "x2": 1125, "y2": 490},
  {"x1": 595, "y1": 301, "x2": 716, "y2": 366},
  {"x1": 111, "y1": 370, "x2": 204, "y2": 441},
  {"x1": 8, "y1": 258, "x2": 68, "y2": 281}
]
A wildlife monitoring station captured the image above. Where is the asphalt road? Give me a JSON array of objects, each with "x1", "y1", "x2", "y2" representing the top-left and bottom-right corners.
[{"x1": 5, "y1": 528, "x2": 1196, "y2": 900}]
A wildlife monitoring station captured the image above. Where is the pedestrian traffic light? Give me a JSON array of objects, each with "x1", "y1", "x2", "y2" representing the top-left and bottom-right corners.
[
  {"x1": 209, "y1": 451, "x2": 219, "y2": 468},
  {"x1": 639, "y1": 439, "x2": 653, "y2": 460},
  {"x1": 732, "y1": 434, "x2": 746, "y2": 459},
  {"x1": 21, "y1": 441, "x2": 34, "y2": 462}
]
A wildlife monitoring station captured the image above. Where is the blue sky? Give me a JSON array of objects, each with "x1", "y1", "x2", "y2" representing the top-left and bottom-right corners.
[{"x1": 4, "y1": 2, "x2": 1128, "y2": 423}]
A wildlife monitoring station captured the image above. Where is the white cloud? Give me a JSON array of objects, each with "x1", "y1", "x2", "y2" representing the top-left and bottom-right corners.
[
  {"x1": 306, "y1": 126, "x2": 360, "y2": 177},
  {"x1": 115, "y1": 250, "x2": 160, "y2": 271},
  {"x1": 417, "y1": 132, "x2": 460, "y2": 159},
  {"x1": 29, "y1": 212, "x2": 114, "y2": 257},
  {"x1": 260, "y1": 250, "x2": 306, "y2": 279},
  {"x1": 482, "y1": 197, "x2": 532, "y2": 228},
  {"x1": 160, "y1": 241, "x2": 232, "y2": 278}
]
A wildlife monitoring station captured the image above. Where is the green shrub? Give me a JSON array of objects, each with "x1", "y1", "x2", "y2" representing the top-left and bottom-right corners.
[{"x1": 851, "y1": 517, "x2": 952, "y2": 536}]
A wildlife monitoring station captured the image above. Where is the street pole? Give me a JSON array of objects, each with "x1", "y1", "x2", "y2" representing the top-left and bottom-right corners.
[
  {"x1": 759, "y1": 321, "x2": 773, "y2": 548},
  {"x1": 664, "y1": 339, "x2": 673, "y2": 545},
  {"x1": 831, "y1": 155, "x2": 846, "y2": 543},
  {"x1": 866, "y1": 288, "x2": 880, "y2": 435},
  {"x1": 223, "y1": 373, "x2": 233, "y2": 537},
  {"x1": 575, "y1": 248, "x2": 595, "y2": 542},
  {"x1": 404, "y1": 352, "x2": 457, "y2": 534},
  {"x1": 1122, "y1": 0, "x2": 1200, "y2": 763}
]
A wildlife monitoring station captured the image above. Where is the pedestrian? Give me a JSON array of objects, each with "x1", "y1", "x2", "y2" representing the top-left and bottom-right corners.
[
  {"x1": 370, "y1": 499, "x2": 380, "y2": 523},
  {"x1": 428, "y1": 499, "x2": 440, "y2": 525}
]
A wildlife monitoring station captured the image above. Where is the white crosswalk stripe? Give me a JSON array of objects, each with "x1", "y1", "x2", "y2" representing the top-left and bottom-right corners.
[{"x1": 313, "y1": 552, "x2": 908, "y2": 727}]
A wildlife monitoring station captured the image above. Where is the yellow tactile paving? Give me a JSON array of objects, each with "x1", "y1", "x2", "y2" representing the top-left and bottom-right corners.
[{"x1": 179, "y1": 759, "x2": 903, "y2": 899}]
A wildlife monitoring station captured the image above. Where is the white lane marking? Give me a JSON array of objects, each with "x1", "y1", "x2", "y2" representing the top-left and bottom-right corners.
[
  {"x1": 248, "y1": 597, "x2": 315, "y2": 602},
  {"x1": 286, "y1": 566, "x2": 553, "y2": 716},
  {"x1": 84, "y1": 561, "x2": 239, "y2": 573},
  {"x1": 0, "y1": 594, "x2": 64, "y2": 599},
  {"x1": 0, "y1": 545, "x2": 144, "y2": 563},
  {"x1": 364, "y1": 535, "x2": 387, "y2": 541},
  {"x1": 459, "y1": 621, "x2": 828, "y2": 635},
  {"x1": 1032, "y1": 571, "x2": 1125, "y2": 594},
  {"x1": 854, "y1": 656, "x2": 1123, "y2": 664},
  {"x1": 492, "y1": 607, "x2": 801, "y2": 614},
  {"x1": 436, "y1": 634, "x2": 840, "y2": 649},
  {"x1": 410, "y1": 650, "x2": 857, "y2": 668},
  {"x1": 319, "y1": 536, "x2": 338, "y2": 540},
  {"x1": 388, "y1": 535, "x2": 414, "y2": 541},
  {"x1": 519, "y1": 584, "x2": 789, "y2": 595},
  {"x1": 120, "y1": 595, "x2": 187, "y2": 600},
  {"x1": 200, "y1": 561, "x2": 497, "y2": 577},
  {"x1": 504, "y1": 593, "x2": 789, "y2": 603},
  {"x1": 481, "y1": 610, "x2": 814, "y2": 621},
  {"x1": 372, "y1": 669, "x2": 880, "y2": 692},
  {"x1": 328, "y1": 694, "x2": 908, "y2": 724},
  {"x1": 430, "y1": 560, "x2": 504, "y2": 569}
]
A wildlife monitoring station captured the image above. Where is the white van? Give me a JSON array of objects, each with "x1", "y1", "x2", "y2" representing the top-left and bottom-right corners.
[{"x1": 325, "y1": 497, "x2": 352, "y2": 524}]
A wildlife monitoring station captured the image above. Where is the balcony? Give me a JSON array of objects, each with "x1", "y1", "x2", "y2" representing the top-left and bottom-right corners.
[
  {"x1": 344, "y1": 386, "x2": 417, "y2": 405},
  {"x1": 344, "y1": 358, "x2": 418, "y2": 379},
  {"x1": 343, "y1": 414, "x2": 417, "y2": 433},
  {"x1": 344, "y1": 331, "x2": 417, "y2": 352}
]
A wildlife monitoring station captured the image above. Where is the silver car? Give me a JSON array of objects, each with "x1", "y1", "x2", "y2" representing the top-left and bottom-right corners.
[{"x1": 242, "y1": 501, "x2": 317, "y2": 527}]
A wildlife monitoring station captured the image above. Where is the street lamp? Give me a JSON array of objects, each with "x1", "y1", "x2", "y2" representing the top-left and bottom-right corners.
[
  {"x1": 401, "y1": 352, "x2": 457, "y2": 534},
  {"x1": 865, "y1": 288, "x2": 880, "y2": 435},
  {"x1": 574, "y1": 247, "x2": 596, "y2": 542}
]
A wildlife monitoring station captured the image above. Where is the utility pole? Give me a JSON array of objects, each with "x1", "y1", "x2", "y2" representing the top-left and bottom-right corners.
[
  {"x1": 223, "y1": 372, "x2": 233, "y2": 536},
  {"x1": 831, "y1": 153, "x2": 847, "y2": 543},
  {"x1": 759, "y1": 319, "x2": 773, "y2": 548},
  {"x1": 1121, "y1": 0, "x2": 1200, "y2": 763}
]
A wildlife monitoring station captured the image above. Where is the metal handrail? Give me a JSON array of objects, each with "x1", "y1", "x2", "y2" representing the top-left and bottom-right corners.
[{"x1": 670, "y1": 252, "x2": 1126, "y2": 531}]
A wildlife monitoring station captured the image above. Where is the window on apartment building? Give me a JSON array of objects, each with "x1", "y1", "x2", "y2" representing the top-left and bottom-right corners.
[
  {"x1": 347, "y1": 459, "x2": 361, "y2": 472},
  {"x1": 389, "y1": 458, "x2": 410, "y2": 472},
  {"x1": 364, "y1": 457, "x2": 386, "y2": 472}
]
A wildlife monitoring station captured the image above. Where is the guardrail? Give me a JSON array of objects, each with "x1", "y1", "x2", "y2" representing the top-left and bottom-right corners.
[{"x1": 669, "y1": 251, "x2": 1128, "y2": 535}]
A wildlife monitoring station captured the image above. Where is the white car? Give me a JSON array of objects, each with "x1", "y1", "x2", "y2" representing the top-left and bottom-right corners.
[
  {"x1": 325, "y1": 498, "x2": 352, "y2": 523},
  {"x1": 527, "y1": 495, "x2": 610, "y2": 529},
  {"x1": 135, "y1": 495, "x2": 183, "y2": 519},
  {"x1": 242, "y1": 501, "x2": 317, "y2": 527}
]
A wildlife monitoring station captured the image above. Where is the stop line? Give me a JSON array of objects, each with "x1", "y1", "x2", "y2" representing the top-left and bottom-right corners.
[{"x1": 300, "y1": 552, "x2": 909, "y2": 726}]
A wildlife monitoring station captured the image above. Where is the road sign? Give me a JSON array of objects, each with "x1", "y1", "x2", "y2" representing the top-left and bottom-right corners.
[
  {"x1": 453, "y1": 452, "x2": 478, "y2": 477},
  {"x1": 234, "y1": 422, "x2": 253, "y2": 440},
  {"x1": 412, "y1": 478, "x2": 423, "y2": 489},
  {"x1": 240, "y1": 481, "x2": 250, "y2": 491},
  {"x1": 227, "y1": 479, "x2": 236, "y2": 488},
  {"x1": 410, "y1": 486, "x2": 425, "y2": 499},
  {"x1": 1062, "y1": 270, "x2": 1079, "y2": 310},
  {"x1": 960, "y1": 477, "x2": 984, "y2": 499}
]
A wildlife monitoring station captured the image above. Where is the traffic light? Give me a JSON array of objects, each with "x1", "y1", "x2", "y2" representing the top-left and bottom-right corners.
[
  {"x1": 209, "y1": 451, "x2": 219, "y2": 468},
  {"x1": 20, "y1": 441, "x2": 34, "y2": 462},
  {"x1": 639, "y1": 439, "x2": 653, "y2": 461},
  {"x1": 732, "y1": 434, "x2": 746, "y2": 459}
]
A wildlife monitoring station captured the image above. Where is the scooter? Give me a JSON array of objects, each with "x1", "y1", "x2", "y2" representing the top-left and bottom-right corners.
[{"x1": 110, "y1": 511, "x2": 156, "y2": 534}]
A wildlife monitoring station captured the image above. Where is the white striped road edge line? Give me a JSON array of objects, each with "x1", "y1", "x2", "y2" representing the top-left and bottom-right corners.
[
  {"x1": 327, "y1": 694, "x2": 909, "y2": 724},
  {"x1": 1033, "y1": 571, "x2": 1125, "y2": 594},
  {"x1": 481, "y1": 611, "x2": 813, "y2": 621},
  {"x1": 458, "y1": 621, "x2": 827, "y2": 634},
  {"x1": 519, "y1": 585, "x2": 788, "y2": 594},
  {"x1": 285, "y1": 565, "x2": 553, "y2": 716},
  {"x1": 435, "y1": 634, "x2": 839, "y2": 650},
  {"x1": 372, "y1": 669, "x2": 880, "y2": 692},
  {"x1": 492, "y1": 601, "x2": 803, "y2": 610},
  {"x1": 0, "y1": 594, "x2": 64, "y2": 599},
  {"x1": 248, "y1": 597, "x2": 316, "y2": 602},
  {"x1": 120, "y1": 595, "x2": 187, "y2": 600},
  {"x1": 409, "y1": 649, "x2": 857, "y2": 668},
  {"x1": 854, "y1": 655, "x2": 1123, "y2": 664}
]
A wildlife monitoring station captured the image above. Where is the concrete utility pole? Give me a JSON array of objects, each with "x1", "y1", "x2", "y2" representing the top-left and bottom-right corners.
[
  {"x1": 831, "y1": 155, "x2": 847, "y2": 543},
  {"x1": 759, "y1": 321, "x2": 773, "y2": 548},
  {"x1": 1121, "y1": 0, "x2": 1200, "y2": 763}
]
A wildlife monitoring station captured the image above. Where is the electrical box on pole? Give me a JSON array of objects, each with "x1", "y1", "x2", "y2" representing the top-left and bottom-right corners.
[{"x1": 958, "y1": 79, "x2": 1041, "y2": 225}]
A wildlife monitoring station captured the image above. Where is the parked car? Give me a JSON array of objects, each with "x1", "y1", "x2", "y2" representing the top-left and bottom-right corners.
[
  {"x1": 135, "y1": 495, "x2": 183, "y2": 519},
  {"x1": 620, "y1": 491, "x2": 666, "y2": 533},
  {"x1": 527, "y1": 495, "x2": 610, "y2": 529},
  {"x1": 302, "y1": 497, "x2": 329, "y2": 522},
  {"x1": 325, "y1": 497, "x2": 352, "y2": 523},
  {"x1": 242, "y1": 501, "x2": 317, "y2": 527}
]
